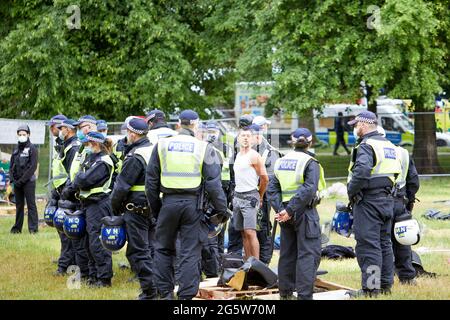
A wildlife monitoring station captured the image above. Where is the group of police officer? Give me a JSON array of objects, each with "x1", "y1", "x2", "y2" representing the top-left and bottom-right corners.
[{"x1": 40, "y1": 108, "x2": 419, "y2": 300}]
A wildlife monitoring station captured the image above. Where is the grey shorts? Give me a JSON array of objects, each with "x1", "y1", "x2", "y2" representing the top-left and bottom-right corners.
[{"x1": 232, "y1": 190, "x2": 260, "y2": 231}]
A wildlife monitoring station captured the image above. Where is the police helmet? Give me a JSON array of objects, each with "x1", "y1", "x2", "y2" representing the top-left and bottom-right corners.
[
  {"x1": 394, "y1": 219, "x2": 421, "y2": 246},
  {"x1": 44, "y1": 201, "x2": 57, "y2": 227},
  {"x1": 331, "y1": 201, "x2": 353, "y2": 237},
  {"x1": 100, "y1": 216, "x2": 127, "y2": 252},
  {"x1": 63, "y1": 210, "x2": 86, "y2": 240}
]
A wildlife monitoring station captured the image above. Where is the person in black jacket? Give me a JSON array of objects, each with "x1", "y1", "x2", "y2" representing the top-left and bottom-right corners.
[
  {"x1": 110, "y1": 118, "x2": 157, "y2": 300},
  {"x1": 333, "y1": 112, "x2": 351, "y2": 156},
  {"x1": 146, "y1": 110, "x2": 227, "y2": 300},
  {"x1": 10, "y1": 125, "x2": 39, "y2": 234}
]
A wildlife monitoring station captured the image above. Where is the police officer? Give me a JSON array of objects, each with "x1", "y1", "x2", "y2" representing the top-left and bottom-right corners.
[
  {"x1": 110, "y1": 118, "x2": 157, "y2": 299},
  {"x1": 112, "y1": 116, "x2": 136, "y2": 176},
  {"x1": 56, "y1": 119, "x2": 92, "y2": 279},
  {"x1": 268, "y1": 128, "x2": 325, "y2": 300},
  {"x1": 97, "y1": 120, "x2": 108, "y2": 137},
  {"x1": 146, "y1": 110, "x2": 178, "y2": 145},
  {"x1": 346, "y1": 111, "x2": 402, "y2": 298},
  {"x1": 46, "y1": 115, "x2": 76, "y2": 275},
  {"x1": 146, "y1": 110, "x2": 227, "y2": 300},
  {"x1": 51, "y1": 117, "x2": 81, "y2": 276},
  {"x1": 378, "y1": 127, "x2": 420, "y2": 285},
  {"x1": 69, "y1": 131, "x2": 115, "y2": 287},
  {"x1": 62, "y1": 115, "x2": 99, "y2": 285},
  {"x1": 10, "y1": 125, "x2": 39, "y2": 234}
]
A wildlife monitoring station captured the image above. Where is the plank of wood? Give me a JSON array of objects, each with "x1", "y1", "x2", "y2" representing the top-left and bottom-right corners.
[
  {"x1": 256, "y1": 290, "x2": 351, "y2": 300},
  {"x1": 314, "y1": 278, "x2": 355, "y2": 291}
]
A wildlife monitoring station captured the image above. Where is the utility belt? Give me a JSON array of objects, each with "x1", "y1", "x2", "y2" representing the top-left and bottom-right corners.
[
  {"x1": 351, "y1": 186, "x2": 394, "y2": 205},
  {"x1": 126, "y1": 202, "x2": 151, "y2": 218}
]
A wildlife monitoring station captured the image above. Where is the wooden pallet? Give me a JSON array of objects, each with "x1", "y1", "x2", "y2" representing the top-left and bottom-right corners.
[
  {"x1": 196, "y1": 277, "x2": 355, "y2": 300},
  {"x1": 0, "y1": 205, "x2": 16, "y2": 215}
]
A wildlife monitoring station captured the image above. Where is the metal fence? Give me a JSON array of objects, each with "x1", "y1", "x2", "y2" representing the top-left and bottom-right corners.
[{"x1": 1, "y1": 111, "x2": 450, "y2": 195}]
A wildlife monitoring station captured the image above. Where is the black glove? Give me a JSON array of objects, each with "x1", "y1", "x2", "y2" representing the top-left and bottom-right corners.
[{"x1": 406, "y1": 201, "x2": 414, "y2": 212}]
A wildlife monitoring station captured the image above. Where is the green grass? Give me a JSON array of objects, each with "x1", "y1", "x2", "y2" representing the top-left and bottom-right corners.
[{"x1": 0, "y1": 178, "x2": 449, "y2": 300}]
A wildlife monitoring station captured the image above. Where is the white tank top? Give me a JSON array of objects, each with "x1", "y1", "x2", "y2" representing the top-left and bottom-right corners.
[{"x1": 234, "y1": 151, "x2": 259, "y2": 192}]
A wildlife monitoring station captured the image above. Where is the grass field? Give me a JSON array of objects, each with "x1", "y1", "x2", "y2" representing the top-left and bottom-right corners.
[{"x1": 0, "y1": 178, "x2": 449, "y2": 300}]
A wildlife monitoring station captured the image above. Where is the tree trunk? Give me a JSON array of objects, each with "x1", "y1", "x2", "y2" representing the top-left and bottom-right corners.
[
  {"x1": 412, "y1": 103, "x2": 442, "y2": 174},
  {"x1": 298, "y1": 108, "x2": 317, "y2": 142}
]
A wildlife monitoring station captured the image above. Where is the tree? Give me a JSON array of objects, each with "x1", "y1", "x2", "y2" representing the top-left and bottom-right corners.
[
  {"x1": 204, "y1": 0, "x2": 447, "y2": 173},
  {"x1": 0, "y1": 1, "x2": 214, "y2": 120}
]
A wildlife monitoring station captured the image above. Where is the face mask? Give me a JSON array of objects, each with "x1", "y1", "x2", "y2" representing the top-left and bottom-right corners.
[
  {"x1": 84, "y1": 146, "x2": 93, "y2": 155},
  {"x1": 58, "y1": 130, "x2": 66, "y2": 140},
  {"x1": 18, "y1": 136, "x2": 28, "y2": 143},
  {"x1": 100, "y1": 132, "x2": 107, "y2": 138},
  {"x1": 353, "y1": 127, "x2": 360, "y2": 140},
  {"x1": 77, "y1": 130, "x2": 85, "y2": 141}
]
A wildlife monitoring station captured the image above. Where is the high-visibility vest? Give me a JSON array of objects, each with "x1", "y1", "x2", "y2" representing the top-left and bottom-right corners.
[
  {"x1": 214, "y1": 147, "x2": 231, "y2": 182},
  {"x1": 128, "y1": 145, "x2": 154, "y2": 192},
  {"x1": 395, "y1": 146, "x2": 410, "y2": 190},
  {"x1": 347, "y1": 137, "x2": 402, "y2": 183},
  {"x1": 51, "y1": 140, "x2": 80, "y2": 189},
  {"x1": 112, "y1": 140, "x2": 126, "y2": 174},
  {"x1": 158, "y1": 135, "x2": 207, "y2": 189},
  {"x1": 79, "y1": 155, "x2": 114, "y2": 199},
  {"x1": 274, "y1": 151, "x2": 326, "y2": 202},
  {"x1": 69, "y1": 146, "x2": 87, "y2": 182},
  {"x1": 148, "y1": 127, "x2": 178, "y2": 146}
]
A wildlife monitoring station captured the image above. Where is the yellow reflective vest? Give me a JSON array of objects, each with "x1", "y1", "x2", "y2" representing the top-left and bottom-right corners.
[
  {"x1": 274, "y1": 151, "x2": 326, "y2": 202},
  {"x1": 158, "y1": 134, "x2": 207, "y2": 189},
  {"x1": 348, "y1": 137, "x2": 402, "y2": 183},
  {"x1": 395, "y1": 146, "x2": 410, "y2": 190},
  {"x1": 128, "y1": 145, "x2": 154, "y2": 192},
  {"x1": 79, "y1": 155, "x2": 114, "y2": 199},
  {"x1": 52, "y1": 140, "x2": 80, "y2": 189}
]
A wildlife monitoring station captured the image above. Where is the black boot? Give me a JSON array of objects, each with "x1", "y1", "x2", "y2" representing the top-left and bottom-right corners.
[
  {"x1": 138, "y1": 288, "x2": 157, "y2": 300},
  {"x1": 93, "y1": 278, "x2": 112, "y2": 288},
  {"x1": 86, "y1": 277, "x2": 98, "y2": 287},
  {"x1": 399, "y1": 278, "x2": 417, "y2": 286}
]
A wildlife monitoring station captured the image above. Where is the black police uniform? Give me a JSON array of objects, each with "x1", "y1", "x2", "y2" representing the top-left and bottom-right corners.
[
  {"x1": 72, "y1": 151, "x2": 114, "y2": 284},
  {"x1": 347, "y1": 131, "x2": 396, "y2": 293},
  {"x1": 53, "y1": 136, "x2": 79, "y2": 273},
  {"x1": 10, "y1": 138, "x2": 39, "y2": 233},
  {"x1": 111, "y1": 137, "x2": 156, "y2": 298},
  {"x1": 267, "y1": 149, "x2": 322, "y2": 300},
  {"x1": 393, "y1": 156, "x2": 420, "y2": 282},
  {"x1": 146, "y1": 129, "x2": 227, "y2": 300},
  {"x1": 228, "y1": 136, "x2": 279, "y2": 264}
]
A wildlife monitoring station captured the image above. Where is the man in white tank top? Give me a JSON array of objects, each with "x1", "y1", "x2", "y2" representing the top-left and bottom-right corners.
[{"x1": 232, "y1": 126, "x2": 269, "y2": 260}]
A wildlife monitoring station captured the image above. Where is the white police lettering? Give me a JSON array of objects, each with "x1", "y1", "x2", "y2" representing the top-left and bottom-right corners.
[
  {"x1": 278, "y1": 159, "x2": 297, "y2": 171},
  {"x1": 168, "y1": 141, "x2": 195, "y2": 153},
  {"x1": 384, "y1": 148, "x2": 396, "y2": 160}
]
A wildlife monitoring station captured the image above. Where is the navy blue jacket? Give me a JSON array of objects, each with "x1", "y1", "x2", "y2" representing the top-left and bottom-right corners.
[
  {"x1": 347, "y1": 131, "x2": 393, "y2": 199},
  {"x1": 145, "y1": 129, "x2": 227, "y2": 217},
  {"x1": 110, "y1": 137, "x2": 150, "y2": 214},
  {"x1": 267, "y1": 149, "x2": 320, "y2": 218}
]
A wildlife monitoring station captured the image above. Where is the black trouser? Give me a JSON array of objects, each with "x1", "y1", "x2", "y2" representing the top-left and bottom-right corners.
[
  {"x1": 201, "y1": 236, "x2": 220, "y2": 278},
  {"x1": 84, "y1": 198, "x2": 113, "y2": 281},
  {"x1": 392, "y1": 197, "x2": 416, "y2": 281},
  {"x1": 57, "y1": 230, "x2": 75, "y2": 271},
  {"x1": 154, "y1": 196, "x2": 207, "y2": 300},
  {"x1": 11, "y1": 180, "x2": 38, "y2": 233},
  {"x1": 71, "y1": 235, "x2": 91, "y2": 278},
  {"x1": 333, "y1": 133, "x2": 350, "y2": 155},
  {"x1": 278, "y1": 208, "x2": 321, "y2": 300},
  {"x1": 124, "y1": 211, "x2": 156, "y2": 292},
  {"x1": 353, "y1": 192, "x2": 394, "y2": 291},
  {"x1": 227, "y1": 194, "x2": 273, "y2": 264}
]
